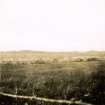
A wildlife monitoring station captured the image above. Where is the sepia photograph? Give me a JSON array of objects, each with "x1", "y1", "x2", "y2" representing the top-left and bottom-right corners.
[{"x1": 0, "y1": 0, "x2": 105, "y2": 105}]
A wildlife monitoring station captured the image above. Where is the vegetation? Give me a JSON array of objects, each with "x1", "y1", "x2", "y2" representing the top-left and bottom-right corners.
[{"x1": 0, "y1": 51, "x2": 105, "y2": 105}]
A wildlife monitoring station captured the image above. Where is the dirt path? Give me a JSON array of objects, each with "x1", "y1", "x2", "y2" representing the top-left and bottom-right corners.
[{"x1": 0, "y1": 92, "x2": 92, "y2": 105}]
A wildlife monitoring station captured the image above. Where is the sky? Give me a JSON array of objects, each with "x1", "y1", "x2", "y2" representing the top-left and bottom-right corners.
[{"x1": 0, "y1": 0, "x2": 105, "y2": 51}]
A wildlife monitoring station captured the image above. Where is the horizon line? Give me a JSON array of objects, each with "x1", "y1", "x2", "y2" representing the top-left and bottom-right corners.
[{"x1": 0, "y1": 50, "x2": 105, "y2": 53}]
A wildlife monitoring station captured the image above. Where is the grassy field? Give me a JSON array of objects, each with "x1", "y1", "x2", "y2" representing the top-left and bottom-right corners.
[
  {"x1": 0, "y1": 51, "x2": 105, "y2": 63},
  {"x1": 0, "y1": 51, "x2": 105, "y2": 105}
]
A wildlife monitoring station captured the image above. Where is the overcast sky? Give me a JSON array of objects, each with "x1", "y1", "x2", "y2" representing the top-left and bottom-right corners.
[{"x1": 0, "y1": 0, "x2": 105, "y2": 51}]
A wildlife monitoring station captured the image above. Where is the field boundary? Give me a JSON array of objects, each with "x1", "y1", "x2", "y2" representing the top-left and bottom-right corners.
[{"x1": 0, "y1": 92, "x2": 92, "y2": 105}]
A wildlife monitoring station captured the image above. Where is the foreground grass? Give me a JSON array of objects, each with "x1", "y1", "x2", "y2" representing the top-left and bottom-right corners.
[{"x1": 0, "y1": 60, "x2": 105, "y2": 105}]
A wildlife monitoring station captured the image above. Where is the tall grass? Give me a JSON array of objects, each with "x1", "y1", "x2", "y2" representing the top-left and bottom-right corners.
[{"x1": 0, "y1": 60, "x2": 105, "y2": 104}]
